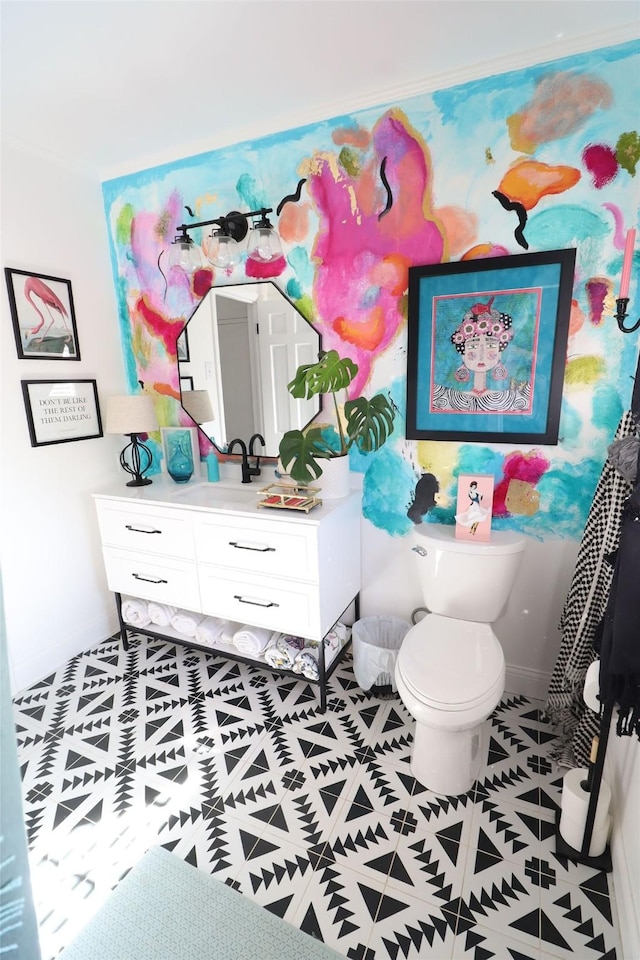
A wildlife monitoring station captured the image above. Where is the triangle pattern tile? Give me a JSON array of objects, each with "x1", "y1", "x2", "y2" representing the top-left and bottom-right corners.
[{"x1": 13, "y1": 637, "x2": 622, "y2": 960}]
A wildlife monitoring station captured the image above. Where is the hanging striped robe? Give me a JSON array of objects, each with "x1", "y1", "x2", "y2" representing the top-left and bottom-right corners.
[{"x1": 545, "y1": 410, "x2": 637, "y2": 767}]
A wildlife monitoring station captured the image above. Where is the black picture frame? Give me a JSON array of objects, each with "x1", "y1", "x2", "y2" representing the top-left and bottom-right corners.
[
  {"x1": 5, "y1": 268, "x2": 81, "y2": 360},
  {"x1": 21, "y1": 379, "x2": 102, "y2": 447},
  {"x1": 177, "y1": 328, "x2": 190, "y2": 362},
  {"x1": 180, "y1": 375, "x2": 194, "y2": 392},
  {"x1": 406, "y1": 249, "x2": 576, "y2": 445}
]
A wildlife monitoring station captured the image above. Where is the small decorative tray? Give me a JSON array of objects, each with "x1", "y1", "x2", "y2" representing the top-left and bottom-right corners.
[{"x1": 256, "y1": 482, "x2": 322, "y2": 513}]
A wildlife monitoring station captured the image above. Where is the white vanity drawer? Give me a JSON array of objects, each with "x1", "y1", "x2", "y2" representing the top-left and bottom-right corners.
[
  {"x1": 194, "y1": 514, "x2": 318, "y2": 580},
  {"x1": 103, "y1": 547, "x2": 200, "y2": 609},
  {"x1": 198, "y1": 566, "x2": 319, "y2": 638},
  {"x1": 95, "y1": 500, "x2": 195, "y2": 560}
]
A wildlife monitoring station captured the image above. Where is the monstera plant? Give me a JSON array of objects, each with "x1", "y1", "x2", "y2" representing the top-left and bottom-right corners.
[{"x1": 278, "y1": 350, "x2": 396, "y2": 485}]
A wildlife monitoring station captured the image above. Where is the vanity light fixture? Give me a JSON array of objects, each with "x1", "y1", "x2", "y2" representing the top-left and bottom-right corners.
[
  {"x1": 168, "y1": 207, "x2": 282, "y2": 275},
  {"x1": 105, "y1": 394, "x2": 158, "y2": 487}
]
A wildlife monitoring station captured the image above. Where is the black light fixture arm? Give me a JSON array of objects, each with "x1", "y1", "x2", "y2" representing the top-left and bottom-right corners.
[{"x1": 177, "y1": 207, "x2": 274, "y2": 244}]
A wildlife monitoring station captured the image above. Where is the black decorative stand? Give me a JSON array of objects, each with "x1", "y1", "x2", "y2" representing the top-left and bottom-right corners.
[{"x1": 554, "y1": 676, "x2": 614, "y2": 873}]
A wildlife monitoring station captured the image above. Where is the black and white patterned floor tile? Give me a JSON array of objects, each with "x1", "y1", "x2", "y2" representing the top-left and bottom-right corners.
[{"x1": 13, "y1": 634, "x2": 621, "y2": 960}]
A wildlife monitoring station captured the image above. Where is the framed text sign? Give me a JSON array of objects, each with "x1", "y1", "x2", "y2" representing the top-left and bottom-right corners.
[{"x1": 21, "y1": 379, "x2": 103, "y2": 447}]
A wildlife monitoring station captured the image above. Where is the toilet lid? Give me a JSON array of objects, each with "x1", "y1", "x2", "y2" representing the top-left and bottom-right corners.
[{"x1": 398, "y1": 616, "x2": 504, "y2": 708}]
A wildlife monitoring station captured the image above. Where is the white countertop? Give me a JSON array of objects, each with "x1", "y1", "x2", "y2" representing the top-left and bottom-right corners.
[{"x1": 93, "y1": 473, "x2": 361, "y2": 522}]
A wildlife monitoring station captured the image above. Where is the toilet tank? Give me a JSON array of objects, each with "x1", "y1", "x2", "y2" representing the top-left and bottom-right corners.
[{"x1": 412, "y1": 523, "x2": 526, "y2": 623}]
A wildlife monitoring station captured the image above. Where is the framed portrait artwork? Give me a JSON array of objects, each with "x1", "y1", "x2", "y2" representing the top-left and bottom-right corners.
[
  {"x1": 21, "y1": 379, "x2": 102, "y2": 447},
  {"x1": 6, "y1": 268, "x2": 81, "y2": 360},
  {"x1": 406, "y1": 249, "x2": 576, "y2": 445}
]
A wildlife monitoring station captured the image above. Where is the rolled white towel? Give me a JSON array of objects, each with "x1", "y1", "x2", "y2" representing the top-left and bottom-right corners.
[
  {"x1": 233, "y1": 626, "x2": 275, "y2": 657},
  {"x1": 220, "y1": 620, "x2": 243, "y2": 644},
  {"x1": 121, "y1": 597, "x2": 151, "y2": 627},
  {"x1": 170, "y1": 609, "x2": 204, "y2": 637},
  {"x1": 195, "y1": 617, "x2": 226, "y2": 647},
  {"x1": 148, "y1": 602, "x2": 178, "y2": 627}
]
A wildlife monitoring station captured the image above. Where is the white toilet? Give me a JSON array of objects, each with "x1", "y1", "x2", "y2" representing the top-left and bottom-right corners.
[{"x1": 395, "y1": 523, "x2": 526, "y2": 796}]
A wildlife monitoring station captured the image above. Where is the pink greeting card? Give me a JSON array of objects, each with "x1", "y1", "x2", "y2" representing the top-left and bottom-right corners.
[{"x1": 455, "y1": 474, "x2": 494, "y2": 541}]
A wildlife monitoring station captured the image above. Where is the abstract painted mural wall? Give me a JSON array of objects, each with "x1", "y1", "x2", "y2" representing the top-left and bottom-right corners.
[{"x1": 102, "y1": 40, "x2": 639, "y2": 541}]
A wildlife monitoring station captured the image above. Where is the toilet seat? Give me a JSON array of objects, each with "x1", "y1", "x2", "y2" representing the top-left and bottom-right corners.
[{"x1": 397, "y1": 615, "x2": 504, "y2": 710}]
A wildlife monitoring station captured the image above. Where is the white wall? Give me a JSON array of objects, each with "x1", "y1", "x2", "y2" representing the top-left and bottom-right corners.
[
  {"x1": 0, "y1": 143, "x2": 126, "y2": 693},
  {"x1": 607, "y1": 730, "x2": 640, "y2": 958}
]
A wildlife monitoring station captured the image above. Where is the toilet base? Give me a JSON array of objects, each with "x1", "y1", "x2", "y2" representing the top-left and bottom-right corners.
[{"x1": 410, "y1": 719, "x2": 487, "y2": 796}]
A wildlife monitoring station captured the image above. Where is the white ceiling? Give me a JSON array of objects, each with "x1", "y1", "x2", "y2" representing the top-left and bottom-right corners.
[{"x1": 1, "y1": 0, "x2": 638, "y2": 181}]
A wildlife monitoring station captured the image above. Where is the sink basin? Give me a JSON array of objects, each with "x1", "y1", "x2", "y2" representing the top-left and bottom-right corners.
[{"x1": 168, "y1": 481, "x2": 256, "y2": 505}]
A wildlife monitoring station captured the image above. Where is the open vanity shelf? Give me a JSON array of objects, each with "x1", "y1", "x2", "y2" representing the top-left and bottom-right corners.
[
  {"x1": 115, "y1": 597, "x2": 357, "y2": 713},
  {"x1": 93, "y1": 477, "x2": 362, "y2": 712}
]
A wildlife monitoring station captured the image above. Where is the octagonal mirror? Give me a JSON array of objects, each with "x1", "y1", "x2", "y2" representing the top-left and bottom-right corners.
[{"x1": 178, "y1": 281, "x2": 321, "y2": 458}]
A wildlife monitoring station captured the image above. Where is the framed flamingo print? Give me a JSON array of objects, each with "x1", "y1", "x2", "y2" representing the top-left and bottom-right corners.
[
  {"x1": 5, "y1": 268, "x2": 80, "y2": 360},
  {"x1": 406, "y1": 249, "x2": 576, "y2": 445}
]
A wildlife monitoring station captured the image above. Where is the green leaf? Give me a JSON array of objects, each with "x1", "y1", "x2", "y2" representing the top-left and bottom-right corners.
[
  {"x1": 344, "y1": 394, "x2": 396, "y2": 453},
  {"x1": 287, "y1": 350, "x2": 358, "y2": 399},
  {"x1": 278, "y1": 428, "x2": 333, "y2": 484}
]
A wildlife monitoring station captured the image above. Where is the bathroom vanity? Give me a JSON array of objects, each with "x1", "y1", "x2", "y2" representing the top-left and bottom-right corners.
[{"x1": 92, "y1": 476, "x2": 361, "y2": 711}]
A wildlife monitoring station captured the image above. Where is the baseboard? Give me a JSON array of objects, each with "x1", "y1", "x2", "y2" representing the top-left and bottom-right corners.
[
  {"x1": 606, "y1": 742, "x2": 640, "y2": 960},
  {"x1": 504, "y1": 664, "x2": 551, "y2": 702},
  {"x1": 611, "y1": 831, "x2": 640, "y2": 958},
  {"x1": 11, "y1": 609, "x2": 120, "y2": 696}
]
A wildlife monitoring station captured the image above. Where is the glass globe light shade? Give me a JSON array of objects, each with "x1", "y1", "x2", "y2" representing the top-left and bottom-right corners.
[
  {"x1": 167, "y1": 235, "x2": 202, "y2": 273},
  {"x1": 247, "y1": 223, "x2": 283, "y2": 263},
  {"x1": 203, "y1": 231, "x2": 242, "y2": 272}
]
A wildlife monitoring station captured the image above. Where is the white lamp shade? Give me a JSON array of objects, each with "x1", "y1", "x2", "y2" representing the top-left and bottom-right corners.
[
  {"x1": 181, "y1": 389, "x2": 214, "y2": 423},
  {"x1": 106, "y1": 395, "x2": 158, "y2": 434}
]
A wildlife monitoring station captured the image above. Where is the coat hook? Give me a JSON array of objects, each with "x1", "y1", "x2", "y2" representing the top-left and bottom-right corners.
[{"x1": 615, "y1": 298, "x2": 640, "y2": 334}]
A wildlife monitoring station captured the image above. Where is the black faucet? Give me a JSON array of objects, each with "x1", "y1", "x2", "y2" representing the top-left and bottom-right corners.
[{"x1": 228, "y1": 435, "x2": 264, "y2": 483}]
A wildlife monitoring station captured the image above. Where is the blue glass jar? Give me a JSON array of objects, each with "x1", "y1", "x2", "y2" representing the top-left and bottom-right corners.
[{"x1": 167, "y1": 435, "x2": 193, "y2": 483}]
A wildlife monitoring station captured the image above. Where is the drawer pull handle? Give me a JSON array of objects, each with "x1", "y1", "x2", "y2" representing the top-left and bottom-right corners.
[
  {"x1": 233, "y1": 594, "x2": 279, "y2": 609},
  {"x1": 132, "y1": 573, "x2": 168, "y2": 584},
  {"x1": 126, "y1": 524, "x2": 162, "y2": 535},
  {"x1": 229, "y1": 541, "x2": 275, "y2": 553}
]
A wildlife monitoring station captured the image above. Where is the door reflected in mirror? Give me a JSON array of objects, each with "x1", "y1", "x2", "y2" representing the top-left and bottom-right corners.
[{"x1": 178, "y1": 282, "x2": 321, "y2": 458}]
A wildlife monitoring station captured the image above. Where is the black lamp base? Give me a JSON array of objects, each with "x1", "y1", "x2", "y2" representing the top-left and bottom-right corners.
[{"x1": 120, "y1": 434, "x2": 154, "y2": 487}]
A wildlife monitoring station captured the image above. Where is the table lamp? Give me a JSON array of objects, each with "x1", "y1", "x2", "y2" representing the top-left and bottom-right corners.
[{"x1": 106, "y1": 395, "x2": 158, "y2": 486}]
